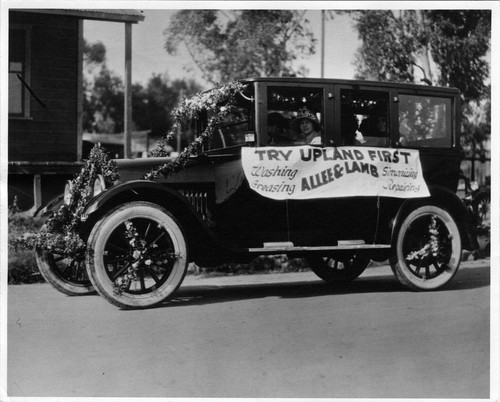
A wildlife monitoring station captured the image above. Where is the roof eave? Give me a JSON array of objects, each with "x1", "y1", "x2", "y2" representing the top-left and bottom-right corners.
[{"x1": 16, "y1": 9, "x2": 145, "y2": 23}]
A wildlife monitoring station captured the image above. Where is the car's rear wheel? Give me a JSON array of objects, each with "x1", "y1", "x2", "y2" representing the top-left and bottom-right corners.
[
  {"x1": 390, "y1": 205, "x2": 461, "y2": 291},
  {"x1": 86, "y1": 201, "x2": 189, "y2": 309},
  {"x1": 307, "y1": 254, "x2": 370, "y2": 283},
  {"x1": 35, "y1": 248, "x2": 95, "y2": 295}
]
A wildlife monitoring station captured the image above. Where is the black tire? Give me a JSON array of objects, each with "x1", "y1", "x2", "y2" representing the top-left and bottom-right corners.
[
  {"x1": 472, "y1": 192, "x2": 490, "y2": 228},
  {"x1": 35, "y1": 248, "x2": 95, "y2": 296},
  {"x1": 86, "y1": 201, "x2": 189, "y2": 309},
  {"x1": 307, "y1": 254, "x2": 370, "y2": 283},
  {"x1": 390, "y1": 205, "x2": 461, "y2": 291}
]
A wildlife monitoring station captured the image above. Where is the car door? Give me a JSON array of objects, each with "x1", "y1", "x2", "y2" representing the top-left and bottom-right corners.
[
  {"x1": 207, "y1": 83, "x2": 289, "y2": 249},
  {"x1": 286, "y1": 85, "x2": 391, "y2": 247}
]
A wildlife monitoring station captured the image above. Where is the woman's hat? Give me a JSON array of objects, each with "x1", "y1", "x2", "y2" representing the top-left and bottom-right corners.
[{"x1": 290, "y1": 107, "x2": 321, "y2": 132}]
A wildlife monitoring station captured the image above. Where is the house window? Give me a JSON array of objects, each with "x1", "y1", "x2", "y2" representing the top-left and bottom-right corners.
[{"x1": 9, "y1": 26, "x2": 30, "y2": 117}]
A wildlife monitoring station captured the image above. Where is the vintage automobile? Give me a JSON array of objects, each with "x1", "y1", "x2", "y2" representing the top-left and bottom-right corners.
[{"x1": 38, "y1": 78, "x2": 479, "y2": 308}]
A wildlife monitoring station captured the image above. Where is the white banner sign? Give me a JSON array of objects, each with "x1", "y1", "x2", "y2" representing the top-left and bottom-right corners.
[{"x1": 242, "y1": 146, "x2": 430, "y2": 200}]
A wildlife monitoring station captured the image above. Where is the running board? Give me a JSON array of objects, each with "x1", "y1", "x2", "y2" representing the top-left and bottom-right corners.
[{"x1": 248, "y1": 242, "x2": 392, "y2": 253}]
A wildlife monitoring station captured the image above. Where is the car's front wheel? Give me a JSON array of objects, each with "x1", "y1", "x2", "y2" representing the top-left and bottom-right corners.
[
  {"x1": 86, "y1": 201, "x2": 189, "y2": 309},
  {"x1": 390, "y1": 205, "x2": 461, "y2": 291},
  {"x1": 307, "y1": 254, "x2": 370, "y2": 283}
]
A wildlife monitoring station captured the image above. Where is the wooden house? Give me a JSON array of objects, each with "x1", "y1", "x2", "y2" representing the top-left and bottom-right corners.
[{"x1": 8, "y1": 9, "x2": 144, "y2": 212}]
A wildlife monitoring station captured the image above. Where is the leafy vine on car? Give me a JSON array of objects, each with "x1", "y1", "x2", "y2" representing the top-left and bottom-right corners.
[
  {"x1": 14, "y1": 144, "x2": 119, "y2": 259},
  {"x1": 112, "y1": 81, "x2": 248, "y2": 291},
  {"x1": 15, "y1": 81, "x2": 248, "y2": 292},
  {"x1": 144, "y1": 80, "x2": 247, "y2": 180}
]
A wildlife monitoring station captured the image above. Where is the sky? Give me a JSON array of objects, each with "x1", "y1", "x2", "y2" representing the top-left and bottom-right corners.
[{"x1": 83, "y1": 9, "x2": 361, "y2": 88}]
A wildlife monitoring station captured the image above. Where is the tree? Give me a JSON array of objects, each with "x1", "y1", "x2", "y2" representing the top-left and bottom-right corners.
[
  {"x1": 85, "y1": 66, "x2": 125, "y2": 133},
  {"x1": 347, "y1": 9, "x2": 491, "y2": 151},
  {"x1": 82, "y1": 40, "x2": 108, "y2": 132},
  {"x1": 349, "y1": 10, "x2": 490, "y2": 105},
  {"x1": 164, "y1": 10, "x2": 316, "y2": 84},
  {"x1": 351, "y1": 10, "x2": 424, "y2": 84},
  {"x1": 82, "y1": 40, "x2": 126, "y2": 133},
  {"x1": 83, "y1": 39, "x2": 106, "y2": 67},
  {"x1": 461, "y1": 85, "x2": 491, "y2": 158},
  {"x1": 425, "y1": 10, "x2": 490, "y2": 104},
  {"x1": 133, "y1": 74, "x2": 203, "y2": 139},
  {"x1": 82, "y1": 39, "x2": 203, "y2": 138}
]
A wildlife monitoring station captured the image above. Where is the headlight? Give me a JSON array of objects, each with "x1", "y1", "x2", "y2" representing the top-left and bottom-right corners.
[
  {"x1": 63, "y1": 180, "x2": 73, "y2": 205},
  {"x1": 92, "y1": 174, "x2": 106, "y2": 197},
  {"x1": 470, "y1": 181, "x2": 479, "y2": 192}
]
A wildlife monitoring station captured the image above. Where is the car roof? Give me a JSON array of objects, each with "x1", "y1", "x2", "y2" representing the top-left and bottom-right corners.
[{"x1": 240, "y1": 77, "x2": 460, "y2": 95}]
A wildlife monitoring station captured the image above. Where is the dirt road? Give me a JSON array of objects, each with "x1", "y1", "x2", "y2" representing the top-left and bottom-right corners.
[{"x1": 6, "y1": 260, "x2": 490, "y2": 398}]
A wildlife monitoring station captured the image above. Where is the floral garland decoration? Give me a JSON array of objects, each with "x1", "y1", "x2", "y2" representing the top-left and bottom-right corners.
[
  {"x1": 113, "y1": 220, "x2": 144, "y2": 293},
  {"x1": 406, "y1": 215, "x2": 444, "y2": 265},
  {"x1": 144, "y1": 80, "x2": 248, "y2": 181},
  {"x1": 113, "y1": 220, "x2": 179, "y2": 294},
  {"x1": 112, "y1": 82, "x2": 248, "y2": 292},
  {"x1": 14, "y1": 82, "x2": 247, "y2": 291},
  {"x1": 14, "y1": 144, "x2": 119, "y2": 258}
]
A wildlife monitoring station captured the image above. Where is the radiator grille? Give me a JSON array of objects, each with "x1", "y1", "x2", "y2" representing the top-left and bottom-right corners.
[{"x1": 180, "y1": 189, "x2": 209, "y2": 220}]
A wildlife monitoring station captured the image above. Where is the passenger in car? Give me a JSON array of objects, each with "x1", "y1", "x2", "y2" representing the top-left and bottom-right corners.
[
  {"x1": 290, "y1": 107, "x2": 322, "y2": 145},
  {"x1": 268, "y1": 112, "x2": 307, "y2": 146},
  {"x1": 342, "y1": 113, "x2": 362, "y2": 145},
  {"x1": 359, "y1": 113, "x2": 389, "y2": 146},
  {"x1": 267, "y1": 112, "x2": 290, "y2": 145}
]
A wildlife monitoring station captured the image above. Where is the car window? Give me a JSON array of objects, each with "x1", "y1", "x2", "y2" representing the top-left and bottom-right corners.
[
  {"x1": 340, "y1": 89, "x2": 390, "y2": 147},
  {"x1": 206, "y1": 87, "x2": 254, "y2": 151},
  {"x1": 208, "y1": 106, "x2": 251, "y2": 150},
  {"x1": 398, "y1": 94, "x2": 452, "y2": 148},
  {"x1": 266, "y1": 86, "x2": 323, "y2": 146}
]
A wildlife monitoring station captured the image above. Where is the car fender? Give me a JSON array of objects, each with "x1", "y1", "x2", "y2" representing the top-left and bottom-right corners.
[
  {"x1": 80, "y1": 180, "x2": 218, "y2": 258},
  {"x1": 34, "y1": 193, "x2": 64, "y2": 217},
  {"x1": 81, "y1": 180, "x2": 207, "y2": 227},
  {"x1": 391, "y1": 184, "x2": 479, "y2": 251}
]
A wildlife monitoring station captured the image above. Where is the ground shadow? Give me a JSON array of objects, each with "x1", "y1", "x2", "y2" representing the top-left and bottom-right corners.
[{"x1": 151, "y1": 265, "x2": 490, "y2": 309}]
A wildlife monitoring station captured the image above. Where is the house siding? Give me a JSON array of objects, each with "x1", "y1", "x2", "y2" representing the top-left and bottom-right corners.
[{"x1": 9, "y1": 11, "x2": 79, "y2": 163}]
